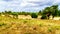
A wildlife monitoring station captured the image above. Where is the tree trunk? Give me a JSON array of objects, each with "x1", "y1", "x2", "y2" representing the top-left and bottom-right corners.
[{"x1": 52, "y1": 16, "x2": 54, "y2": 19}]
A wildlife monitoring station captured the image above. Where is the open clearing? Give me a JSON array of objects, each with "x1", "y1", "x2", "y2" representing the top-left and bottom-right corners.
[{"x1": 0, "y1": 16, "x2": 60, "y2": 34}]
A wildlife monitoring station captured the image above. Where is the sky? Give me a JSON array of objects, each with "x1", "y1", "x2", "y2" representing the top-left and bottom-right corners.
[{"x1": 0, "y1": 0, "x2": 60, "y2": 12}]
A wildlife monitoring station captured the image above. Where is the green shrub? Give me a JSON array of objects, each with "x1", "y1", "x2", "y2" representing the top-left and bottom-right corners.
[
  {"x1": 23, "y1": 20, "x2": 27, "y2": 24},
  {"x1": 48, "y1": 28, "x2": 52, "y2": 32},
  {"x1": 39, "y1": 23, "x2": 43, "y2": 27},
  {"x1": 41, "y1": 15, "x2": 47, "y2": 19},
  {"x1": 0, "y1": 23, "x2": 6, "y2": 26},
  {"x1": 31, "y1": 13, "x2": 38, "y2": 18}
]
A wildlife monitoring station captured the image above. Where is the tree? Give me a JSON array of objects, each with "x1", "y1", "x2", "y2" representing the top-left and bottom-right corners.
[
  {"x1": 42, "y1": 7, "x2": 51, "y2": 19},
  {"x1": 4, "y1": 11, "x2": 9, "y2": 17},
  {"x1": 51, "y1": 5, "x2": 58, "y2": 19},
  {"x1": 38, "y1": 10, "x2": 42, "y2": 15},
  {"x1": 57, "y1": 10, "x2": 60, "y2": 16},
  {"x1": 41, "y1": 5, "x2": 59, "y2": 19},
  {"x1": 31, "y1": 13, "x2": 38, "y2": 18},
  {"x1": 4, "y1": 11, "x2": 12, "y2": 17},
  {"x1": 12, "y1": 12, "x2": 18, "y2": 19},
  {"x1": 7, "y1": 11, "x2": 12, "y2": 15}
]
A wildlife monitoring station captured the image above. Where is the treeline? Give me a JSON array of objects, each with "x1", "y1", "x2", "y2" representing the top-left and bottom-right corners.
[
  {"x1": 0, "y1": 11, "x2": 38, "y2": 19},
  {"x1": 0, "y1": 5, "x2": 60, "y2": 19}
]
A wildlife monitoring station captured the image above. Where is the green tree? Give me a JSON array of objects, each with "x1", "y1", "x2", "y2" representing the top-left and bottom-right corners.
[
  {"x1": 41, "y1": 5, "x2": 59, "y2": 19},
  {"x1": 31, "y1": 13, "x2": 38, "y2": 18},
  {"x1": 12, "y1": 12, "x2": 18, "y2": 19},
  {"x1": 38, "y1": 10, "x2": 42, "y2": 15},
  {"x1": 58, "y1": 10, "x2": 60, "y2": 16},
  {"x1": 42, "y1": 7, "x2": 51, "y2": 19},
  {"x1": 4, "y1": 11, "x2": 9, "y2": 17},
  {"x1": 51, "y1": 5, "x2": 58, "y2": 19},
  {"x1": 4, "y1": 11, "x2": 12, "y2": 17}
]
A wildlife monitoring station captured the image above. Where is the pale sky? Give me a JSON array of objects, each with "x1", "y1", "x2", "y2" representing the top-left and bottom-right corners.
[{"x1": 0, "y1": 0, "x2": 60, "y2": 12}]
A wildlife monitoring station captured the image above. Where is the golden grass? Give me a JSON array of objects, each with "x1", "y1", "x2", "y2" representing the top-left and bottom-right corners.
[{"x1": 0, "y1": 16, "x2": 60, "y2": 34}]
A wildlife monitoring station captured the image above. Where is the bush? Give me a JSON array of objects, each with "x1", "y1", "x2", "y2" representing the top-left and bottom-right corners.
[
  {"x1": 0, "y1": 23, "x2": 6, "y2": 26},
  {"x1": 41, "y1": 15, "x2": 47, "y2": 19},
  {"x1": 31, "y1": 13, "x2": 38, "y2": 18},
  {"x1": 48, "y1": 28, "x2": 52, "y2": 32}
]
